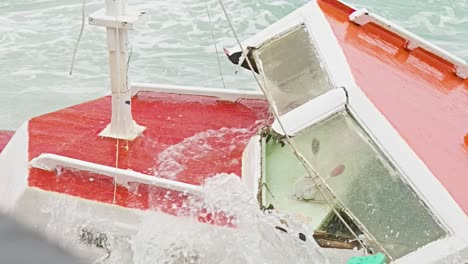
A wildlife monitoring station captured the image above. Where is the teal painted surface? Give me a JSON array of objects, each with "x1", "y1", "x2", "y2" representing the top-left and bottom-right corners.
[{"x1": 347, "y1": 253, "x2": 386, "y2": 264}]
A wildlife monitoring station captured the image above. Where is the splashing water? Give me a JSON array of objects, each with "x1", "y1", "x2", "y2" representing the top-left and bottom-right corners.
[
  {"x1": 23, "y1": 173, "x2": 332, "y2": 263},
  {"x1": 132, "y1": 173, "x2": 329, "y2": 264},
  {"x1": 155, "y1": 124, "x2": 263, "y2": 180}
]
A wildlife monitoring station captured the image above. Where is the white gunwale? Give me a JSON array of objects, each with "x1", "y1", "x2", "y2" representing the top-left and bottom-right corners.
[
  {"x1": 131, "y1": 82, "x2": 265, "y2": 101},
  {"x1": 30, "y1": 153, "x2": 205, "y2": 197},
  {"x1": 235, "y1": 1, "x2": 468, "y2": 262},
  {"x1": 349, "y1": 8, "x2": 468, "y2": 79}
]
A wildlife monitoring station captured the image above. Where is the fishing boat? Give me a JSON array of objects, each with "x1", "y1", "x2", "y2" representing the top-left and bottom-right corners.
[{"x1": 1, "y1": 0, "x2": 467, "y2": 263}]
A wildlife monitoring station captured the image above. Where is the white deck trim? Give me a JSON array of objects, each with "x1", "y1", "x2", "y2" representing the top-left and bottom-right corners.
[
  {"x1": 349, "y1": 8, "x2": 468, "y2": 79},
  {"x1": 241, "y1": 136, "x2": 262, "y2": 199},
  {"x1": 131, "y1": 82, "x2": 265, "y2": 101},
  {"x1": 237, "y1": 1, "x2": 468, "y2": 262},
  {"x1": 30, "y1": 154, "x2": 205, "y2": 197},
  {"x1": 272, "y1": 88, "x2": 347, "y2": 136}
]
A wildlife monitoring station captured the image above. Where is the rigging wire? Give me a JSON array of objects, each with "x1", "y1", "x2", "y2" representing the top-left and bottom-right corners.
[
  {"x1": 69, "y1": 0, "x2": 86, "y2": 75},
  {"x1": 216, "y1": 0, "x2": 370, "y2": 254},
  {"x1": 204, "y1": 0, "x2": 227, "y2": 89}
]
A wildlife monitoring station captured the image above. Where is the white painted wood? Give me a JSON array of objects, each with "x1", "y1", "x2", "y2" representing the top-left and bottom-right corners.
[
  {"x1": 14, "y1": 188, "x2": 143, "y2": 260},
  {"x1": 92, "y1": 0, "x2": 145, "y2": 140},
  {"x1": 0, "y1": 122, "x2": 29, "y2": 212},
  {"x1": 131, "y1": 82, "x2": 266, "y2": 101},
  {"x1": 338, "y1": 0, "x2": 358, "y2": 10},
  {"x1": 272, "y1": 88, "x2": 347, "y2": 136},
  {"x1": 241, "y1": 136, "x2": 262, "y2": 199},
  {"x1": 12, "y1": 188, "x2": 240, "y2": 263},
  {"x1": 393, "y1": 237, "x2": 468, "y2": 264},
  {"x1": 30, "y1": 154, "x2": 205, "y2": 197},
  {"x1": 349, "y1": 8, "x2": 468, "y2": 79},
  {"x1": 88, "y1": 8, "x2": 145, "y2": 30}
]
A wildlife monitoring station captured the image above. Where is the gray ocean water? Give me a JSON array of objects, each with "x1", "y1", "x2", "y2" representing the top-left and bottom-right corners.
[{"x1": 0, "y1": 0, "x2": 467, "y2": 130}]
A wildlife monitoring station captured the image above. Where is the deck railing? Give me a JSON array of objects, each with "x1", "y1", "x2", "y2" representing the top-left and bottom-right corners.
[{"x1": 30, "y1": 153, "x2": 205, "y2": 197}]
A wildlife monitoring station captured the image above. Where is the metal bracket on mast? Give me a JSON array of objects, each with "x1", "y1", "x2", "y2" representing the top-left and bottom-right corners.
[
  {"x1": 89, "y1": 9, "x2": 145, "y2": 30},
  {"x1": 90, "y1": 0, "x2": 146, "y2": 140}
]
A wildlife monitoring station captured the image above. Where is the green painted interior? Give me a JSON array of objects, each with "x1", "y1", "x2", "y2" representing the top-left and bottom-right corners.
[{"x1": 264, "y1": 138, "x2": 332, "y2": 231}]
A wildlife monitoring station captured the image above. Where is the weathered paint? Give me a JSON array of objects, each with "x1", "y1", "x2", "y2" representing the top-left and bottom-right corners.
[
  {"x1": 318, "y1": 0, "x2": 468, "y2": 214},
  {"x1": 28, "y1": 92, "x2": 269, "y2": 218},
  {"x1": 0, "y1": 131, "x2": 14, "y2": 154}
]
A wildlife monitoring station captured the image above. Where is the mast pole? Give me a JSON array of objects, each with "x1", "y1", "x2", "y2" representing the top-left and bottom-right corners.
[{"x1": 91, "y1": 0, "x2": 145, "y2": 140}]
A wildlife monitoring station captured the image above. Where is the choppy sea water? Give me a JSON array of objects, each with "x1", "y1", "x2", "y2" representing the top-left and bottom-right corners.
[{"x1": 0, "y1": 0, "x2": 467, "y2": 130}]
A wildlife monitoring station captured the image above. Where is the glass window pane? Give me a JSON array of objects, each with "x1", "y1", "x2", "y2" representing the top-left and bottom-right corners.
[
  {"x1": 254, "y1": 25, "x2": 333, "y2": 115},
  {"x1": 289, "y1": 111, "x2": 446, "y2": 258}
]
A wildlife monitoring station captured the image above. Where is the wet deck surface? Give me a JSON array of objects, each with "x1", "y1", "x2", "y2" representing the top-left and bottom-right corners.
[
  {"x1": 28, "y1": 92, "x2": 269, "y2": 213},
  {"x1": 0, "y1": 131, "x2": 14, "y2": 154},
  {"x1": 319, "y1": 0, "x2": 468, "y2": 214}
]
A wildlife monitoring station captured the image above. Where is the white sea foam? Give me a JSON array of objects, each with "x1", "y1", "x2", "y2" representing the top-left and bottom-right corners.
[{"x1": 132, "y1": 173, "x2": 329, "y2": 264}]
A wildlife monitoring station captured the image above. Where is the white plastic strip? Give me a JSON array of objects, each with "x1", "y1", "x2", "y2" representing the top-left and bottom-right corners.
[
  {"x1": 272, "y1": 88, "x2": 347, "y2": 136},
  {"x1": 349, "y1": 8, "x2": 468, "y2": 79},
  {"x1": 241, "y1": 135, "x2": 262, "y2": 199},
  {"x1": 131, "y1": 82, "x2": 265, "y2": 101},
  {"x1": 30, "y1": 154, "x2": 205, "y2": 197}
]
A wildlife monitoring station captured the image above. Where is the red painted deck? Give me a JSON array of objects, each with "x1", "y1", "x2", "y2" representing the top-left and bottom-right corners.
[
  {"x1": 319, "y1": 0, "x2": 468, "y2": 214},
  {"x1": 0, "y1": 131, "x2": 14, "y2": 154},
  {"x1": 28, "y1": 93, "x2": 269, "y2": 219}
]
